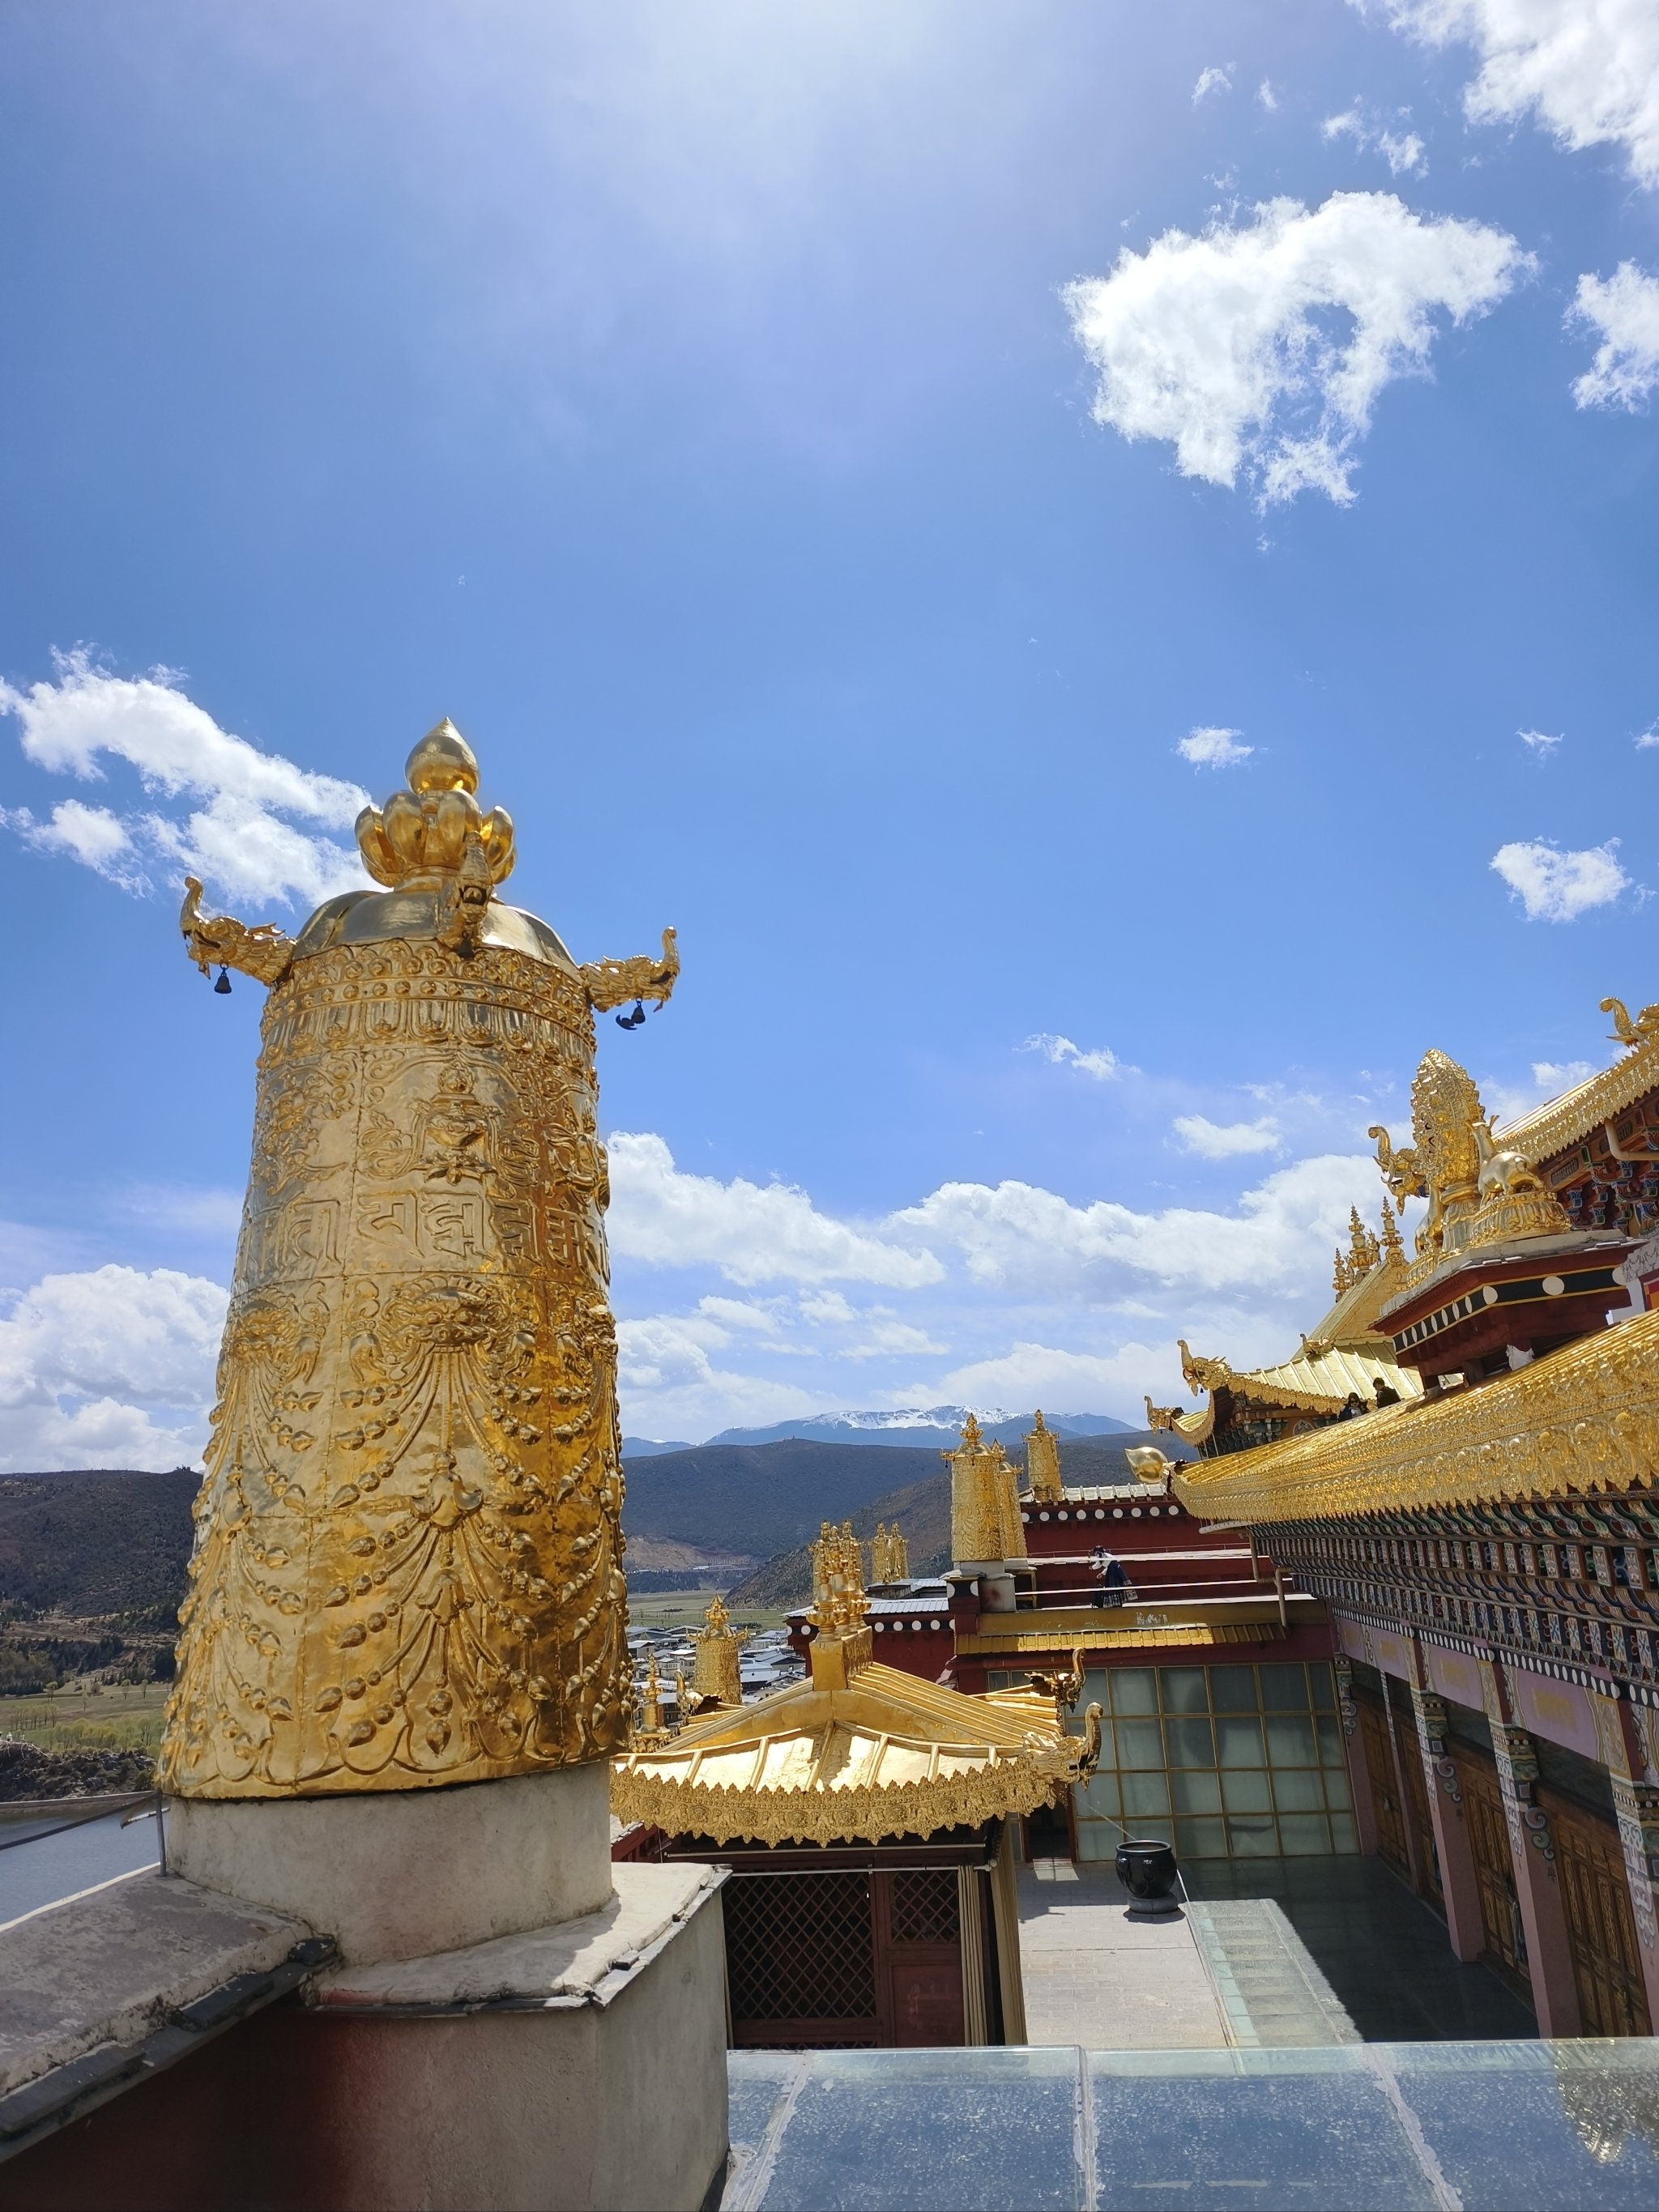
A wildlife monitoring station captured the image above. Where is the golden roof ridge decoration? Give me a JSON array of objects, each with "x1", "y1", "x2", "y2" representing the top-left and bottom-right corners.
[
  {"x1": 1485, "y1": 995, "x2": 1659, "y2": 1168},
  {"x1": 1171, "y1": 1305, "x2": 1659, "y2": 1524},
  {"x1": 1370, "y1": 1050, "x2": 1568, "y2": 1298}
]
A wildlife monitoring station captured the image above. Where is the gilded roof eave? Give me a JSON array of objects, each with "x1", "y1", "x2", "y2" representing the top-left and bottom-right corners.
[
  {"x1": 610, "y1": 1658, "x2": 1083, "y2": 1848},
  {"x1": 1171, "y1": 1306, "x2": 1659, "y2": 1525},
  {"x1": 1496, "y1": 1032, "x2": 1659, "y2": 1166}
]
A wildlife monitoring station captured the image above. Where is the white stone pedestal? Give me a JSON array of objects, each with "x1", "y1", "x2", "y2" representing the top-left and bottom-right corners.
[
  {"x1": 134, "y1": 1766, "x2": 734, "y2": 2210},
  {"x1": 165, "y1": 1764, "x2": 612, "y2": 1964},
  {"x1": 296, "y1": 1862, "x2": 730, "y2": 2212}
]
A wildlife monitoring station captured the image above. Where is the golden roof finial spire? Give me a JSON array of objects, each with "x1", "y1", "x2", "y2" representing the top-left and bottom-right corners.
[
  {"x1": 1379, "y1": 1203, "x2": 1405, "y2": 1265},
  {"x1": 1026, "y1": 1408, "x2": 1063, "y2": 1504},
  {"x1": 355, "y1": 718, "x2": 516, "y2": 893}
]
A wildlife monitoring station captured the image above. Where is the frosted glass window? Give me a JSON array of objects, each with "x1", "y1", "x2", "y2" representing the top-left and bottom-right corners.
[
  {"x1": 1166, "y1": 1718, "x2": 1216, "y2": 1768},
  {"x1": 1260, "y1": 1664, "x2": 1309, "y2": 1711},
  {"x1": 1122, "y1": 1772, "x2": 1171, "y2": 1818},
  {"x1": 1227, "y1": 1816, "x2": 1277, "y2": 1856},
  {"x1": 1308, "y1": 1663, "x2": 1336, "y2": 1711},
  {"x1": 1316, "y1": 1715, "x2": 1348, "y2": 1768},
  {"x1": 1271, "y1": 1770, "x2": 1324, "y2": 1813},
  {"x1": 1111, "y1": 1669, "x2": 1158, "y2": 1715},
  {"x1": 1209, "y1": 1666, "x2": 1259, "y2": 1711},
  {"x1": 1081, "y1": 1772, "x2": 1120, "y2": 1819},
  {"x1": 1171, "y1": 1771, "x2": 1222, "y2": 1814},
  {"x1": 1217, "y1": 1715, "x2": 1265, "y2": 1767},
  {"x1": 1221, "y1": 1770, "x2": 1271, "y2": 1813},
  {"x1": 1329, "y1": 1812, "x2": 1359, "y2": 1853},
  {"x1": 1278, "y1": 1813, "x2": 1332, "y2": 1855},
  {"x1": 1265, "y1": 1715, "x2": 1318, "y2": 1767},
  {"x1": 1116, "y1": 1719, "x2": 1164, "y2": 1769},
  {"x1": 1159, "y1": 1669, "x2": 1209, "y2": 1713}
]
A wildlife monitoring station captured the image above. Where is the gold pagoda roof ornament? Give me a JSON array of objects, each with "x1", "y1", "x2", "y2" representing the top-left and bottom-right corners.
[
  {"x1": 945, "y1": 1416, "x2": 1027, "y2": 1566},
  {"x1": 161, "y1": 719, "x2": 679, "y2": 1801},
  {"x1": 612, "y1": 1525, "x2": 1096, "y2": 1847},
  {"x1": 689, "y1": 1594, "x2": 747, "y2": 1708},
  {"x1": 871, "y1": 1522, "x2": 910, "y2": 1584},
  {"x1": 634, "y1": 1650, "x2": 672, "y2": 1750},
  {"x1": 1025, "y1": 1410, "x2": 1064, "y2": 1504}
]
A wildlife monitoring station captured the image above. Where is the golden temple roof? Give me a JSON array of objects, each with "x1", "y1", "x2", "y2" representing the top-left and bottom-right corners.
[
  {"x1": 1149, "y1": 1325, "x2": 1421, "y2": 1437},
  {"x1": 1496, "y1": 1006, "x2": 1659, "y2": 1166},
  {"x1": 609, "y1": 1656, "x2": 1088, "y2": 1847},
  {"x1": 611, "y1": 1520, "x2": 1091, "y2": 1846},
  {"x1": 1170, "y1": 1305, "x2": 1659, "y2": 1524}
]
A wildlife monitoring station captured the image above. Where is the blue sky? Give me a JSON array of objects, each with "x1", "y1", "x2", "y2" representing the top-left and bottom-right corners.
[{"x1": 2, "y1": 2, "x2": 1657, "y2": 1464}]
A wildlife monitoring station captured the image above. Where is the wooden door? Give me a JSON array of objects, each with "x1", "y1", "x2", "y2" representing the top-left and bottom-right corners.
[
  {"x1": 1358, "y1": 1694, "x2": 1410, "y2": 1879},
  {"x1": 872, "y1": 1869, "x2": 967, "y2": 2046},
  {"x1": 1456, "y1": 1750, "x2": 1531, "y2": 1991},
  {"x1": 723, "y1": 1869, "x2": 880, "y2": 2047},
  {"x1": 1546, "y1": 1791, "x2": 1652, "y2": 2037}
]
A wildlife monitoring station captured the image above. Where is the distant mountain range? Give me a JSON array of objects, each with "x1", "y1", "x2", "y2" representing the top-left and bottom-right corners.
[
  {"x1": 707, "y1": 1406, "x2": 1134, "y2": 1449},
  {"x1": 625, "y1": 1406, "x2": 1134, "y2": 1455}
]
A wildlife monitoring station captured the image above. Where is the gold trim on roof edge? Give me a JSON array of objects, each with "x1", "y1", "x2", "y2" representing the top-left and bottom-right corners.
[
  {"x1": 610, "y1": 1758, "x2": 1067, "y2": 1848},
  {"x1": 1171, "y1": 1337, "x2": 1419, "y2": 1418},
  {"x1": 1172, "y1": 1306, "x2": 1659, "y2": 1525},
  {"x1": 609, "y1": 1654, "x2": 1089, "y2": 1847},
  {"x1": 1497, "y1": 1014, "x2": 1659, "y2": 1166}
]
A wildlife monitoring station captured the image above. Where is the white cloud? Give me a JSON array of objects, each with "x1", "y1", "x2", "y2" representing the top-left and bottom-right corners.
[
  {"x1": 1178, "y1": 726, "x2": 1253, "y2": 768},
  {"x1": 845, "y1": 1318, "x2": 949, "y2": 1362},
  {"x1": 1193, "y1": 65, "x2": 1235, "y2": 104},
  {"x1": 1321, "y1": 106, "x2": 1427, "y2": 173},
  {"x1": 606, "y1": 1132, "x2": 943, "y2": 1288},
  {"x1": 1173, "y1": 1114, "x2": 1282, "y2": 1157},
  {"x1": 615, "y1": 1313, "x2": 823, "y2": 1438},
  {"x1": 1258, "y1": 81, "x2": 1280, "y2": 112},
  {"x1": 0, "y1": 1264, "x2": 227, "y2": 1473},
  {"x1": 1364, "y1": 0, "x2": 1659, "y2": 188},
  {"x1": 938, "y1": 1339, "x2": 1187, "y2": 1415},
  {"x1": 1533, "y1": 1058, "x2": 1598, "y2": 1092},
  {"x1": 117, "y1": 1185, "x2": 246, "y2": 1238},
  {"x1": 1021, "y1": 1033, "x2": 1123, "y2": 1080},
  {"x1": 1569, "y1": 263, "x2": 1659, "y2": 410},
  {"x1": 1518, "y1": 727, "x2": 1563, "y2": 755},
  {"x1": 0, "y1": 653, "x2": 370, "y2": 908},
  {"x1": 1491, "y1": 838, "x2": 1628, "y2": 920},
  {"x1": 1064, "y1": 191, "x2": 1529, "y2": 505},
  {"x1": 1638, "y1": 722, "x2": 1659, "y2": 750},
  {"x1": 1482, "y1": 1058, "x2": 1601, "y2": 1122},
  {"x1": 891, "y1": 1152, "x2": 1381, "y2": 1296}
]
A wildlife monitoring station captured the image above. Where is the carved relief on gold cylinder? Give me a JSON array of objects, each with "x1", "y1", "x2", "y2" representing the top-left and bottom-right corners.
[{"x1": 160, "y1": 722, "x2": 677, "y2": 1798}]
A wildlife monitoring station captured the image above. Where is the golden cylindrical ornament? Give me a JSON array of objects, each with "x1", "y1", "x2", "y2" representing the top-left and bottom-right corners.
[{"x1": 159, "y1": 724, "x2": 676, "y2": 1799}]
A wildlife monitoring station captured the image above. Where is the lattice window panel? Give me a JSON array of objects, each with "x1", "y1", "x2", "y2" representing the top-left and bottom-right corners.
[
  {"x1": 887, "y1": 1868, "x2": 960, "y2": 1947},
  {"x1": 723, "y1": 1872, "x2": 876, "y2": 2022}
]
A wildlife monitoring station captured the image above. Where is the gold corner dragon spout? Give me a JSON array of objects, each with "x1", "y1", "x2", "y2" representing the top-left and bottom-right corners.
[{"x1": 159, "y1": 720, "x2": 677, "y2": 1800}]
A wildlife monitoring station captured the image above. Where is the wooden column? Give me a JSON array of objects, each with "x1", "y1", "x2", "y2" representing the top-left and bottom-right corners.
[
  {"x1": 1404, "y1": 1659, "x2": 1485, "y2": 1962},
  {"x1": 1335, "y1": 1657, "x2": 1380, "y2": 1855},
  {"x1": 1593, "y1": 1691, "x2": 1659, "y2": 2033},
  {"x1": 1477, "y1": 1659, "x2": 1582, "y2": 2037}
]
